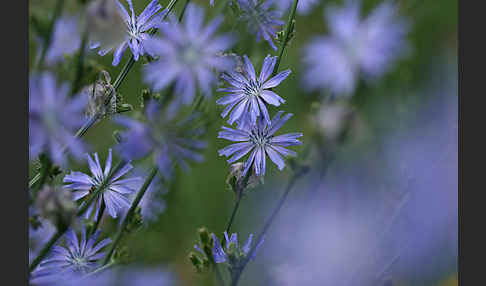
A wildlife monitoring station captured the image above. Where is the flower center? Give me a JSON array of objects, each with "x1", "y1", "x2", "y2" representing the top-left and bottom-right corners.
[
  {"x1": 249, "y1": 128, "x2": 268, "y2": 147},
  {"x1": 243, "y1": 80, "x2": 262, "y2": 99},
  {"x1": 127, "y1": 20, "x2": 142, "y2": 41},
  {"x1": 180, "y1": 46, "x2": 200, "y2": 66}
]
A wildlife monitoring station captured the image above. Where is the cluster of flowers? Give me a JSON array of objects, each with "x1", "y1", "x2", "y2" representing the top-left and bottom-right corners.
[{"x1": 29, "y1": 0, "x2": 408, "y2": 284}]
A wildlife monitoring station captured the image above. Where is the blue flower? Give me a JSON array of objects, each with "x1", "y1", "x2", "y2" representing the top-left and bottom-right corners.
[
  {"x1": 302, "y1": 0, "x2": 409, "y2": 95},
  {"x1": 143, "y1": 4, "x2": 235, "y2": 116},
  {"x1": 91, "y1": 0, "x2": 167, "y2": 66},
  {"x1": 238, "y1": 0, "x2": 284, "y2": 50},
  {"x1": 45, "y1": 16, "x2": 81, "y2": 65},
  {"x1": 276, "y1": 0, "x2": 319, "y2": 15},
  {"x1": 218, "y1": 111, "x2": 302, "y2": 176},
  {"x1": 64, "y1": 149, "x2": 141, "y2": 219},
  {"x1": 210, "y1": 232, "x2": 264, "y2": 263},
  {"x1": 38, "y1": 226, "x2": 111, "y2": 276},
  {"x1": 114, "y1": 100, "x2": 208, "y2": 180},
  {"x1": 217, "y1": 54, "x2": 290, "y2": 127},
  {"x1": 29, "y1": 72, "x2": 87, "y2": 166}
]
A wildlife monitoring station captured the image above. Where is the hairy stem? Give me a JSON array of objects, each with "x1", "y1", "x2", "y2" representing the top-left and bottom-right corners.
[
  {"x1": 101, "y1": 166, "x2": 159, "y2": 266},
  {"x1": 273, "y1": 0, "x2": 299, "y2": 76},
  {"x1": 28, "y1": 228, "x2": 65, "y2": 273},
  {"x1": 91, "y1": 200, "x2": 106, "y2": 236},
  {"x1": 70, "y1": 30, "x2": 89, "y2": 96}
]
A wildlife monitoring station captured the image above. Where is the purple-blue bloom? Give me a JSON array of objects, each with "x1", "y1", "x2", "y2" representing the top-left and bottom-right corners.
[
  {"x1": 238, "y1": 0, "x2": 284, "y2": 50},
  {"x1": 210, "y1": 231, "x2": 264, "y2": 263},
  {"x1": 64, "y1": 149, "x2": 141, "y2": 219},
  {"x1": 114, "y1": 100, "x2": 207, "y2": 180},
  {"x1": 143, "y1": 4, "x2": 235, "y2": 117},
  {"x1": 217, "y1": 54, "x2": 290, "y2": 127},
  {"x1": 91, "y1": 0, "x2": 167, "y2": 66},
  {"x1": 46, "y1": 16, "x2": 81, "y2": 65},
  {"x1": 218, "y1": 111, "x2": 302, "y2": 176},
  {"x1": 302, "y1": 0, "x2": 409, "y2": 95},
  {"x1": 29, "y1": 72, "x2": 87, "y2": 166},
  {"x1": 37, "y1": 226, "x2": 111, "y2": 276}
]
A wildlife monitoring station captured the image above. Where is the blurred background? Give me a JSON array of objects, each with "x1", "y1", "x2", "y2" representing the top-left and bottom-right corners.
[{"x1": 29, "y1": 0, "x2": 457, "y2": 285}]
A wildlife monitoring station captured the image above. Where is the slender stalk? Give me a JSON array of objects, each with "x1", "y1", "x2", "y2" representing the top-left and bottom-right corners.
[
  {"x1": 101, "y1": 166, "x2": 159, "y2": 266},
  {"x1": 70, "y1": 30, "x2": 89, "y2": 96},
  {"x1": 28, "y1": 161, "x2": 126, "y2": 274},
  {"x1": 230, "y1": 167, "x2": 307, "y2": 286},
  {"x1": 91, "y1": 200, "x2": 106, "y2": 236},
  {"x1": 225, "y1": 165, "x2": 252, "y2": 233},
  {"x1": 273, "y1": 0, "x2": 299, "y2": 76},
  {"x1": 213, "y1": 264, "x2": 226, "y2": 286},
  {"x1": 34, "y1": 0, "x2": 65, "y2": 69},
  {"x1": 32, "y1": 155, "x2": 52, "y2": 197},
  {"x1": 178, "y1": 0, "x2": 191, "y2": 22},
  {"x1": 225, "y1": 194, "x2": 241, "y2": 233},
  {"x1": 84, "y1": 261, "x2": 115, "y2": 278},
  {"x1": 28, "y1": 0, "x2": 181, "y2": 189},
  {"x1": 28, "y1": 228, "x2": 65, "y2": 273}
]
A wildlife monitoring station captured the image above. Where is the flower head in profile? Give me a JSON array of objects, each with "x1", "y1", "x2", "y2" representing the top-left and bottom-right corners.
[
  {"x1": 115, "y1": 100, "x2": 208, "y2": 180},
  {"x1": 210, "y1": 232, "x2": 264, "y2": 265},
  {"x1": 217, "y1": 54, "x2": 290, "y2": 127},
  {"x1": 64, "y1": 149, "x2": 141, "y2": 219},
  {"x1": 29, "y1": 72, "x2": 87, "y2": 166},
  {"x1": 91, "y1": 0, "x2": 167, "y2": 66},
  {"x1": 238, "y1": 0, "x2": 284, "y2": 50},
  {"x1": 276, "y1": 0, "x2": 319, "y2": 15},
  {"x1": 45, "y1": 16, "x2": 81, "y2": 65},
  {"x1": 218, "y1": 111, "x2": 302, "y2": 177},
  {"x1": 144, "y1": 4, "x2": 235, "y2": 116},
  {"x1": 37, "y1": 226, "x2": 111, "y2": 276},
  {"x1": 302, "y1": 0, "x2": 409, "y2": 95}
]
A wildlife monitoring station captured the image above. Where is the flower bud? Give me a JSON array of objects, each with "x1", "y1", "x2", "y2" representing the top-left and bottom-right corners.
[
  {"x1": 226, "y1": 163, "x2": 262, "y2": 193},
  {"x1": 35, "y1": 186, "x2": 76, "y2": 229},
  {"x1": 198, "y1": 227, "x2": 210, "y2": 245},
  {"x1": 83, "y1": 70, "x2": 117, "y2": 118}
]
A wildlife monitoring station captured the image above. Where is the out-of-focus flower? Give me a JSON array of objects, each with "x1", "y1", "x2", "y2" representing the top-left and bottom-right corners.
[
  {"x1": 85, "y1": 0, "x2": 127, "y2": 54},
  {"x1": 37, "y1": 227, "x2": 111, "y2": 277},
  {"x1": 218, "y1": 111, "x2": 302, "y2": 176},
  {"x1": 46, "y1": 16, "x2": 81, "y2": 65},
  {"x1": 302, "y1": 0, "x2": 409, "y2": 95},
  {"x1": 210, "y1": 232, "x2": 264, "y2": 265},
  {"x1": 35, "y1": 186, "x2": 77, "y2": 229},
  {"x1": 91, "y1": 0, "x2": 167, "y2": 66},
  {"x1": 64, "y1": 149, "x2": 141, "y2": 219},
  {"x1": 29, "y1": 215, "x2": 56, "y2": 263},
  {"x1": 217, "y1": 55, "x2": 290, "y2": 127},
  {"x1": 144, "y1": 4, "x2": 235, "y2": 117},
  {"x1": 276, "y1": 0, "x2": 319, "y2": 15},
  {"x1": 29, "y1": 72, "x2": 87, "y2": 166},
  {"x1": 115, "y1": 100, "x2": 207, "y2": 180},
  {"x1": 238, "y1": 0, "x2": 284, "y2": 50}
]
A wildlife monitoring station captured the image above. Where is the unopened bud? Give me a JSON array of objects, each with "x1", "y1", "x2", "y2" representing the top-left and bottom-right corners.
[
  {"x1": 226, "y1": 163, "x2": 262, "y2": 193},
  {"x1": 198, "y1": 227, "x2": 210, "y2": 245}
]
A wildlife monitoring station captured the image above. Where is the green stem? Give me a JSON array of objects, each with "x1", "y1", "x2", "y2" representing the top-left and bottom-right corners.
[
  {"x1": 273, "y1": 0, "x2": 299, "y2": 76},
  {"x1": 70, "y1": 30, "x2": 89, "y2": 96},
  {"x1": 230, "y1": 167, "x2": 307, "y2": 286},
  {"x1": 225, "y1": 165, "x2": 252, "y2": 233},
  {"x1": 101, "y1": 166, "x2": 159, "y2": 266},
  {"x1": 34, "y1": 0, "x2": 65, "y2": 69},
  {"x1": 28, "y1": 161, "x2": 126, "y2": 274},
  {"x1": 32, "y1": 155, "x2": 52, "y2": 197},
  {"x1": 29, "y1": 228, "x2": 65, "y2": 273},
  {"x1": 225, "y1": 194, "x2": 241, "y2": 233},
  {"x1": 213, "y1": 263, "x2": 226, "y2": 286},
  {"x1": 178, "y1": 0, "x2": 191, "y2": 22},
  {"x1": 91, "y1": 200, "x2": 106, "y2": 236}
]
